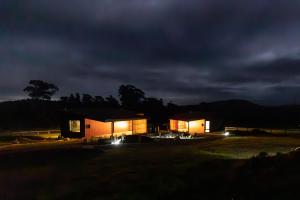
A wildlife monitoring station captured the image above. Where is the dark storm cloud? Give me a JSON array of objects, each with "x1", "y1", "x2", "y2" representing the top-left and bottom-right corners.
[
  {"x1": 1, "y1": 0, "x2": 300, "y2": 104},
  {"x1": 213, "y1": 58, "x2": 300, "y2": 84}
]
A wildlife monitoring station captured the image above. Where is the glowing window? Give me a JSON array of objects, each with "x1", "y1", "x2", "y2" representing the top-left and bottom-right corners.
[
  {"x1": 178, "y1": 121, "x2": 188, "y2": 129},
  {"x1": 114, "y1": 121, "x2": 131, "y2": 134},
  {"x1": 69, "y1": 120, "x2": 80, "y2": 132},
  {"x1": 115, "y1": 121, "x2": 128, "y2": 129},
  {"x1": 205, "y1": 121, "x2": 210, "y2": 133}
]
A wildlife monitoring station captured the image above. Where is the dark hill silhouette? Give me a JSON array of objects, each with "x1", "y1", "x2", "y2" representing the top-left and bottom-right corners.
[
  {"x1": 182, "y1": 99, "x2": 261, "y2": 112},
  {"x1": 0, "y1": 99, "x2": 63, "y2": 131},
  {"x1": 169, "y1": 100, "x2": 300, "y2": 129}
]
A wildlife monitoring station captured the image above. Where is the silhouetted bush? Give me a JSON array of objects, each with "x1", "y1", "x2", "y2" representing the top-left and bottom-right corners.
[
  {"x1": 257, "y1": 151, "x2": 269, "y2": 158},
  {"x1": 123, "y1": 135, "x2": 154, "y2": 143},
  {"x1": 232, "y1": 149, "x2": 300, "y2": 199},
  {"x1": 251, "y1": 129, "x2": 270, "y2": 135},
  {"x1": 97, "y1": 138, "x2": 111, "y2": 145},
  {"x1": 230, "y1": 129, "x2": 271, "y2": 136}
]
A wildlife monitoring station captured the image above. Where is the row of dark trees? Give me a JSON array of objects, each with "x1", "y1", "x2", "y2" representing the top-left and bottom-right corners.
[
  {"x1": 23, "y1": 80, "x2": 171, "y2": 130},
  {"x1": 23, "y1": 80, "x2": 163, "y2": 107},
  {"x1": 60, "y1": 94, "x2": 120, "y2": 107},
  {"x1": 58, "y1": 84, "x2": 165, "y2": 109}
]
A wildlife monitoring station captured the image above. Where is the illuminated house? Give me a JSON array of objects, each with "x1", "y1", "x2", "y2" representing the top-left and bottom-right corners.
[
  {"x1": 170, "y1": 112, "x2": 211, "y2": 135},
  {"x1": 61, "y1": 108, "x2": 147, "y2": 139}
]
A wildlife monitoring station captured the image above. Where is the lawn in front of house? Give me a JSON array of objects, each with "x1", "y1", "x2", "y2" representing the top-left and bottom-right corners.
[{"x1": 1, "y1": 136, "x2": 300, "y2": 199}]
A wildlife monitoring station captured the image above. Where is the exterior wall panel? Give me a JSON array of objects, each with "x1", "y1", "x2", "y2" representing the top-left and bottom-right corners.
[
  {"x1": 170, "y1": 119, "x2": 178, "y2": 131},
  {"x1": 85, "y1": 118, "x2": 112, "y2": 138},
  {"x1": 189, "y1": 119, "x2": 205, "y2": 135},
  {"x1": 132, "y1": 119, "x2": 147, "y2": 134},
  {"x1": 170, "y1": 119, "x2": 206, "y2": 135}
]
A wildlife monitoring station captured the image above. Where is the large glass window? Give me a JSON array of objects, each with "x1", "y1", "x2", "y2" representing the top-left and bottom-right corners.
[
  {"x1": 69, "y1": 120, "x2": 80, "y2": 132},
  {"x1": 114, "y1": 121, "x2": 132, "y2": 133},
  {"x1": 178, "y1": 120, "x2": 188, "y2": 132}
]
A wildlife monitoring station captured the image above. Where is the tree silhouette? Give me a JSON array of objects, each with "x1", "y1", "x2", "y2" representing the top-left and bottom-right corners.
[
  {"x1": 105, "y1": 95, "x2": 120, "y2": 107},
  {"x1": 95, "y1": 96, "x2": 105, "y2": 105},
  {"x1": 143, "y1": 97, "x2": 167, "y2": 132},
  {"x1": 75, "y1": 93, "x2": 81, "y2": 102},
  {"x1": 82, "y1": 94, "x2": 94, "y2": 105},
  {"x1": 60, "y1": 96, "x2": 68, "y2": 102},
  {"x1": 23, "y1": 80, "x2": 59, "y2": 100},
  {"x1": 118, "y1": 85, "x2": 145, "y2": 109}
]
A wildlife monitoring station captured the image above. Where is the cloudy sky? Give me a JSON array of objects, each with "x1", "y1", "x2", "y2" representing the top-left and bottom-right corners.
[{"x1": 1, "y1": 0, "x2": 300, "y2": 105}]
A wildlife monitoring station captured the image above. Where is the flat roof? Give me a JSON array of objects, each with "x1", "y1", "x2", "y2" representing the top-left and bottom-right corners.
[{"x1": 64, "y1": 108, "x2": 146, "y2": 122}]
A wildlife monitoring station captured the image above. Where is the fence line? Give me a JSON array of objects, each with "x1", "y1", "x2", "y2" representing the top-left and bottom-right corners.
[
  {"x1": 1, "y1": 129, "x2": 61, "y2": 139},
  {"x1": 225, "y1": 127, "x2": 300, "y2": 135}
]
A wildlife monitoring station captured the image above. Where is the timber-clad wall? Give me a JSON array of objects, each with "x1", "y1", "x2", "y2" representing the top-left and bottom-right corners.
[
  {"x1": 85, "y1": 118, "x2": 112, "y2": 138},
  {"x1": 132, "y1": 119, "x2": 147, "y2": 134}
]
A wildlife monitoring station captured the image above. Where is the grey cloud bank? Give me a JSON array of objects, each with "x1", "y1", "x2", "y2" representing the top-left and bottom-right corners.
[{"x1": 1, "y1": 0, "x2": 300, "y2": 104}]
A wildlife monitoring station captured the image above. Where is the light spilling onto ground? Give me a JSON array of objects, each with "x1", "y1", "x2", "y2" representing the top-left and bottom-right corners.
[
  {"x1": 111, "y1": 138, "x2": 122, "y2": 145},
  {"x1": 151, "y1": 134, "x2": 200, "y2": 140}
]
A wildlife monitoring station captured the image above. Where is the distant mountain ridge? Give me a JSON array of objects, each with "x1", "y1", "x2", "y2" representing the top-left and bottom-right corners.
[{"x1": 169, "y1": 99, "x2": 300, "y2": 129}]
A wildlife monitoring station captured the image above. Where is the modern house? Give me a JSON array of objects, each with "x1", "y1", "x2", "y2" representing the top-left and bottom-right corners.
[
  {"x1": 61, "y1": 108, "x2": 147, "y2": 139},
  {"x1": 170, "y1": 111, "x2": 211, "y2": 135}
]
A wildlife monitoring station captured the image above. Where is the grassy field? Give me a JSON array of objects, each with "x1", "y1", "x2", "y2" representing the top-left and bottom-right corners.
[{"x1": 1, "y1": 136, "x2": 300, "y2": 199}]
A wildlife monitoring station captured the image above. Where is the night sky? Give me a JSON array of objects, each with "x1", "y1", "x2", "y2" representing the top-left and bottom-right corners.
[{"x1": 1, "y1": 0, "x2": 300, "y2": 105}]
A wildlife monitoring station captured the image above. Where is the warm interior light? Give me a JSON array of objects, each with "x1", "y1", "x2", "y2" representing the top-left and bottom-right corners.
[
  {"x1": 205, "y1": 121, "x2": 210, "y2": 132},
  {"x1": 69, "y1": 120, "x2": 80, "y2": 132},
  {"x1": 205, "y1": 121, "x2": 210, "y2": 129},
  {"x1": 189, "y1": 121, "x2": 197, "y2": 128},
  {"x1": 115, "y1": 121, "x2": 128, "y2": 129},
  {"x1": 178, "y1": 121, "x2": 188, "y2": 129},
  {"x1": 178, "y1": 120, "x2": 188, "y2": 132}
]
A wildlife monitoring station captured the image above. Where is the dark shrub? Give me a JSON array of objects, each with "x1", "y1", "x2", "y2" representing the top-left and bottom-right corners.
[
  {"x1": 97, "y1": 138, "x2": 111, "y2": 145},
  {"x1": 257, "y1": 151, "x2": 268, "y2": 158},
  {"x1": 123, "y1": 135, "x2": 154, "y2": 143},
  {"x1": 231, "y1": 129, "x2": 271, "y2": 136},
  {"x1": 251, "y1": 129, "x2": 270, "y2": 136}
]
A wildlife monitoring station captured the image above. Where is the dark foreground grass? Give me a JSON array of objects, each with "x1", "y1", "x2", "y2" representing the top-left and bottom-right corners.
[{"x1": 1, "y1": 136, "x2": 300, "y2": 199}]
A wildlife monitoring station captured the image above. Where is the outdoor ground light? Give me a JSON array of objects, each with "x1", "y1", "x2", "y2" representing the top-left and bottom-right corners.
[
  {"x1": 224, "y1": 132, "x2": 230, "y2": 136},
  {"x1": 111, "y1": 138, "x2": 122, "y2": 145}
]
